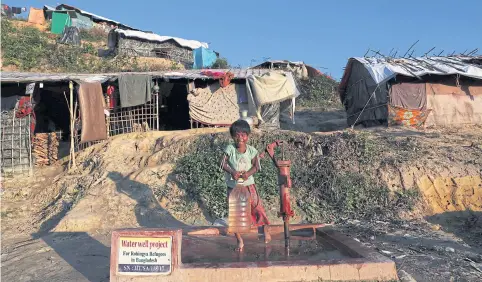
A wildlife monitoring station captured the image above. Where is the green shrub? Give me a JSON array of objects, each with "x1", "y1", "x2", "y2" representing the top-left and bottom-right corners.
[
  {"x1": 211, "y1": 57, "x2": 229, "y2": 69},
  {"x1": 79, "y1": 27, "x2": 107, "y2": 43},
  {"x1": 297, "y1": 76, "x2": 341, "y2": 110},
  {"x1": 1, "y1": 19, "x2": 50, "y2": 70},
  {"x1": 171, "y1": 131, "x2": 419, "y2": 222}
]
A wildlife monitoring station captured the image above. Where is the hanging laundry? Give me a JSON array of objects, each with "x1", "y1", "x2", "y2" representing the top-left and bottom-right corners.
[
  {"x1": 118, "y1": 74, "x2": 152, "y2": 107},
  {"x1": 11, "y1": 7, "x2": 24, "y2": 14},
  {"x1": 16, "y1": 97, "x2": 34, "y2": 118},
  {"x1": 15, "y1": 96, "x2": 36, "y2": 137},
  {"x1": 219, "y1": 72, "x2": 234, "y2": 87},
  {"x1": 106, "y1": 85, "x2": 117, "y2": 109},
  {"x1": 78, "y1": 82, "x2": 108, "y2": 143}
]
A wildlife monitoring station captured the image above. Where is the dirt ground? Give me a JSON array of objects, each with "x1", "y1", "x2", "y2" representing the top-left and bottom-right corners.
[
  {"x1": 281, "y1": 108, "x2": 347, "y2": 132},
  {"x1": 1, "y1": 110, "x2": 482, "y2": 281},
  {"x1": 1, "y1": 220, "x2": 481, "y2": 282}
]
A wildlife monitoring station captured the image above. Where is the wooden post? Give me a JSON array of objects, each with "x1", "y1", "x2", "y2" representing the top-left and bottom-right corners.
[{"x1": 69, "y1": 81, "x2": 76, "y2": 169}]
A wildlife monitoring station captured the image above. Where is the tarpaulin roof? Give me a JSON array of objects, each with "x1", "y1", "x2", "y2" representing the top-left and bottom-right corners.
[
  {"x1": 0, "y1": 69, "x2": 280, "y2": 83},
  {"x1": 251, "y1": 60, "x2": 305, "y2": 68},
  {"x1": 44, "y1": 4, "x2": 137, "y2": 30},
  {"x1": 251, "y1": 60, "x2": 323, "y2": 78},
  {"x1": 339, "y1": 55, "x2": 482, "y2": 97},
  {"x1": 113, "y1": 29, "x2": 209, "y2": 50}
]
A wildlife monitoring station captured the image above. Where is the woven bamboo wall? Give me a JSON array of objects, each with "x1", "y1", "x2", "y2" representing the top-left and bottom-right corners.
[{"x1": 1, "y1": 110, "x2": 32, "y2": 176}]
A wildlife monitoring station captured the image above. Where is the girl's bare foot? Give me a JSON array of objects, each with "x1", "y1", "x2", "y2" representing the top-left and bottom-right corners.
[
  {"x1": 235, "y1": 233, "x2": 244, "y2": 252},
  {"x1": 235, "y1": 242, "x2": 244, "y2": 252},
  {"x1": 264, "y1": 226, "x2": 271, "y2": 244}
]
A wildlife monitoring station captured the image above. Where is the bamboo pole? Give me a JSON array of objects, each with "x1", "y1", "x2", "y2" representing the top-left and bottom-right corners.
[
  {"x1": 11, "y1": 108, "x2": 15, "y2": 174},
  {"x1": 19, "y1": 111, "x2": 22, "y2": 170},
  {"x1": 28, "y1": 115, "x2": 33, "y2": 176},
  {"x1": 156, "y1": 93, "x2": 159, "y2": 130},
  {"x1": 69, "y1": 81, "x2": 76, "y2": 169}
]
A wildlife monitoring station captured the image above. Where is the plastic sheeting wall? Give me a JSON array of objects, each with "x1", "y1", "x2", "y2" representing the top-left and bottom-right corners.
[
  {"x1": 425, "y1": 83, "x2": 482, "y2": 127},
  {"x1": 71, "y1": 13, "x2": 93, "y2": 29},
  {"x1": 57, "y1": 8, "x2": 94, "y2": 29},
  {"x1": 193, "y1": 47, "x2": 217, "y2": 69},
  {"x1": 342, "y1": 61, "x2": 389, "y2": 126},
  {"x1": 51, "y1": 12, "x2": 71, "y2": 34}
]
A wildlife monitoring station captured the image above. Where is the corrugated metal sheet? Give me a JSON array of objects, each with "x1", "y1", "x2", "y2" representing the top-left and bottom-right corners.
[
  {"x1": 339, "y1": 55, "x2": 482, "y2": 96},
  {"x1": 348, "y1": 56, "x2": 482, "y2": 84},
  {"x1": 0, "y1": 69, "x2": 281, "y2": 83}
]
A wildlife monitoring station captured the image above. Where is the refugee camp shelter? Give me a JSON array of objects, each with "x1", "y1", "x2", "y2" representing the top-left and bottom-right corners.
[
  {"x1": 0, "y1": 72, "x2": 159, "y2": 177},
  {"x1": 1, "y1": 69, "x2": 299, "y2": 176},
  {"x1": 193, "y1": 47, "x2": 218, "y2": 69},
  {"x1": 252, "y1": 60, "x2": 322, "y2": 80},
  {"x1": 106, "y1": 29, "x2": 210, "y2": 68},
  {"x1": 339, "y1": 56, "x2": 482, "y2": 127},
  {"x1": 43, "y1": 4, "x2": 136, "y2": 33}
]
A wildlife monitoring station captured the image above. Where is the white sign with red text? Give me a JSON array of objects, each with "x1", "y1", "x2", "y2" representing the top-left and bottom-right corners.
[{"x1": 117, "y1": 236, "x2": 172, "y2": 275}]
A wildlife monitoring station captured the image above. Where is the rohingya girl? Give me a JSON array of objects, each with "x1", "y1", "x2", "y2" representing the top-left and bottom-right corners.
[{"x1": 220, "y1": 120, "x2": 271, "y2": 251}]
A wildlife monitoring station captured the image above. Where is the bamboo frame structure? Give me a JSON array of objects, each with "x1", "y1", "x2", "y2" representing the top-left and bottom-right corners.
[
  {"x1": 1, "y1": 110, "x2": 33, "y2": 177},
  {"x1": 73, "y1": 93, "x2": 159, "y2": 152}
]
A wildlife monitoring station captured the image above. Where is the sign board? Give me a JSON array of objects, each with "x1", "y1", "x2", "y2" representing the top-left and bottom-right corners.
[{"x1": 117, "y1": 236, "x2": 172, "y2": 275}]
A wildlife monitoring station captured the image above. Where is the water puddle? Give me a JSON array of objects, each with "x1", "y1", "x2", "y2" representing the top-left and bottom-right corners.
[{"x1": 182, "y1": 232, "x2": 352, "y2": 264}]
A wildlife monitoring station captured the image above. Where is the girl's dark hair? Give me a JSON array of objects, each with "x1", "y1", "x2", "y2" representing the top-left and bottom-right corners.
[{"x1": 229, "y1": 120, "x2": 251, "y2": 137}]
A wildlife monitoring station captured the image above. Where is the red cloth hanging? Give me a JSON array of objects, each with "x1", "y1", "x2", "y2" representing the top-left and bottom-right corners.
[
  {"x1": 106, "y1": 85, "x2": 116, "y2": 109},
  {"x1": 15, "y1": 96, "x2": 36, "y2": 137},
  {"x1": 201, "y1": 71, "x2": 234, "y2": 88}
]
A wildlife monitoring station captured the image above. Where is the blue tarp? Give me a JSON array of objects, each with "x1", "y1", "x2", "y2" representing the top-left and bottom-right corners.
[{"x1": 193, "y1": 47, "x2": 217, "y2": 69}]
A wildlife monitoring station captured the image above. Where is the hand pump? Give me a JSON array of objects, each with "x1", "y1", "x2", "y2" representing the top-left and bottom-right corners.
[{"x1": 264, "y1": 141, "x2": 294, "y2": 251}]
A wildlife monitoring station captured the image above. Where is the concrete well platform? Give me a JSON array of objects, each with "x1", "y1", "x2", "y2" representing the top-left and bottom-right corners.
[{"x1": 110, "y1": 225, "x2": 398, "y2": 282}]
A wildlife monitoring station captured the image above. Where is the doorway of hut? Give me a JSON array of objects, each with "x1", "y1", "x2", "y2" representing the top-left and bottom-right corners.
[
  {"x1": 158, "y1": 81, "x2": 191, "y2": 130},
  {"x1": 33, "y1": 82, "x2": 73, "y2": 161}
]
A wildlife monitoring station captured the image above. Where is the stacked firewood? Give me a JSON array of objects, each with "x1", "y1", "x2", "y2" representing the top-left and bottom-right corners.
[
  {"x1": 33, "y1": 133, "x2": 59, "y2": 166},
  {"x1": 49, "y1": 132, "x2": 59, "y2": 162}
]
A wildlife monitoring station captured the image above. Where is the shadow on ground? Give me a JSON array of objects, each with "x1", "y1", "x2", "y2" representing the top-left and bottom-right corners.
[
  {"x1": 42, "y1": 232, "x2": 111, "y2": 282},
  {"x1": 26, "y1": 171, "x2": 192, "y2": 281},
  {"x1": 109, "y1": 171, "x2": 188, "y2": 228},
  {"x1": 426, "y1": 210, "x2": 482, "y2": 248}
]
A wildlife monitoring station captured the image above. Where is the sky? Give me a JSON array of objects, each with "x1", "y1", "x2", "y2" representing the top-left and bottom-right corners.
[{"x1": 14, "y1": 0, "x2": 482, "y2": 79}]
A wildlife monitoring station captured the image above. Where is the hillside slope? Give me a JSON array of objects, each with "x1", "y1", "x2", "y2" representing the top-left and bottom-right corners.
[
  {"x1": 0, "y1": 19, "x2": 182, "y2": 73},
  {"x1": 2, "y1": 126, "x2": 481, "y2": 238}
]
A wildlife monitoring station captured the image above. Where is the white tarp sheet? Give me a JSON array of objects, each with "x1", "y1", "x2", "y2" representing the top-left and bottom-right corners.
[
  {"x1": 246, "y1": 72, "x2": 299, "y2": 122},
  {"x1": 115, "y1": 29, "x2": 208, "y2": 50},
  {"x1": 353, "y1": 56, "x2": 482, "y2": 85}
]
